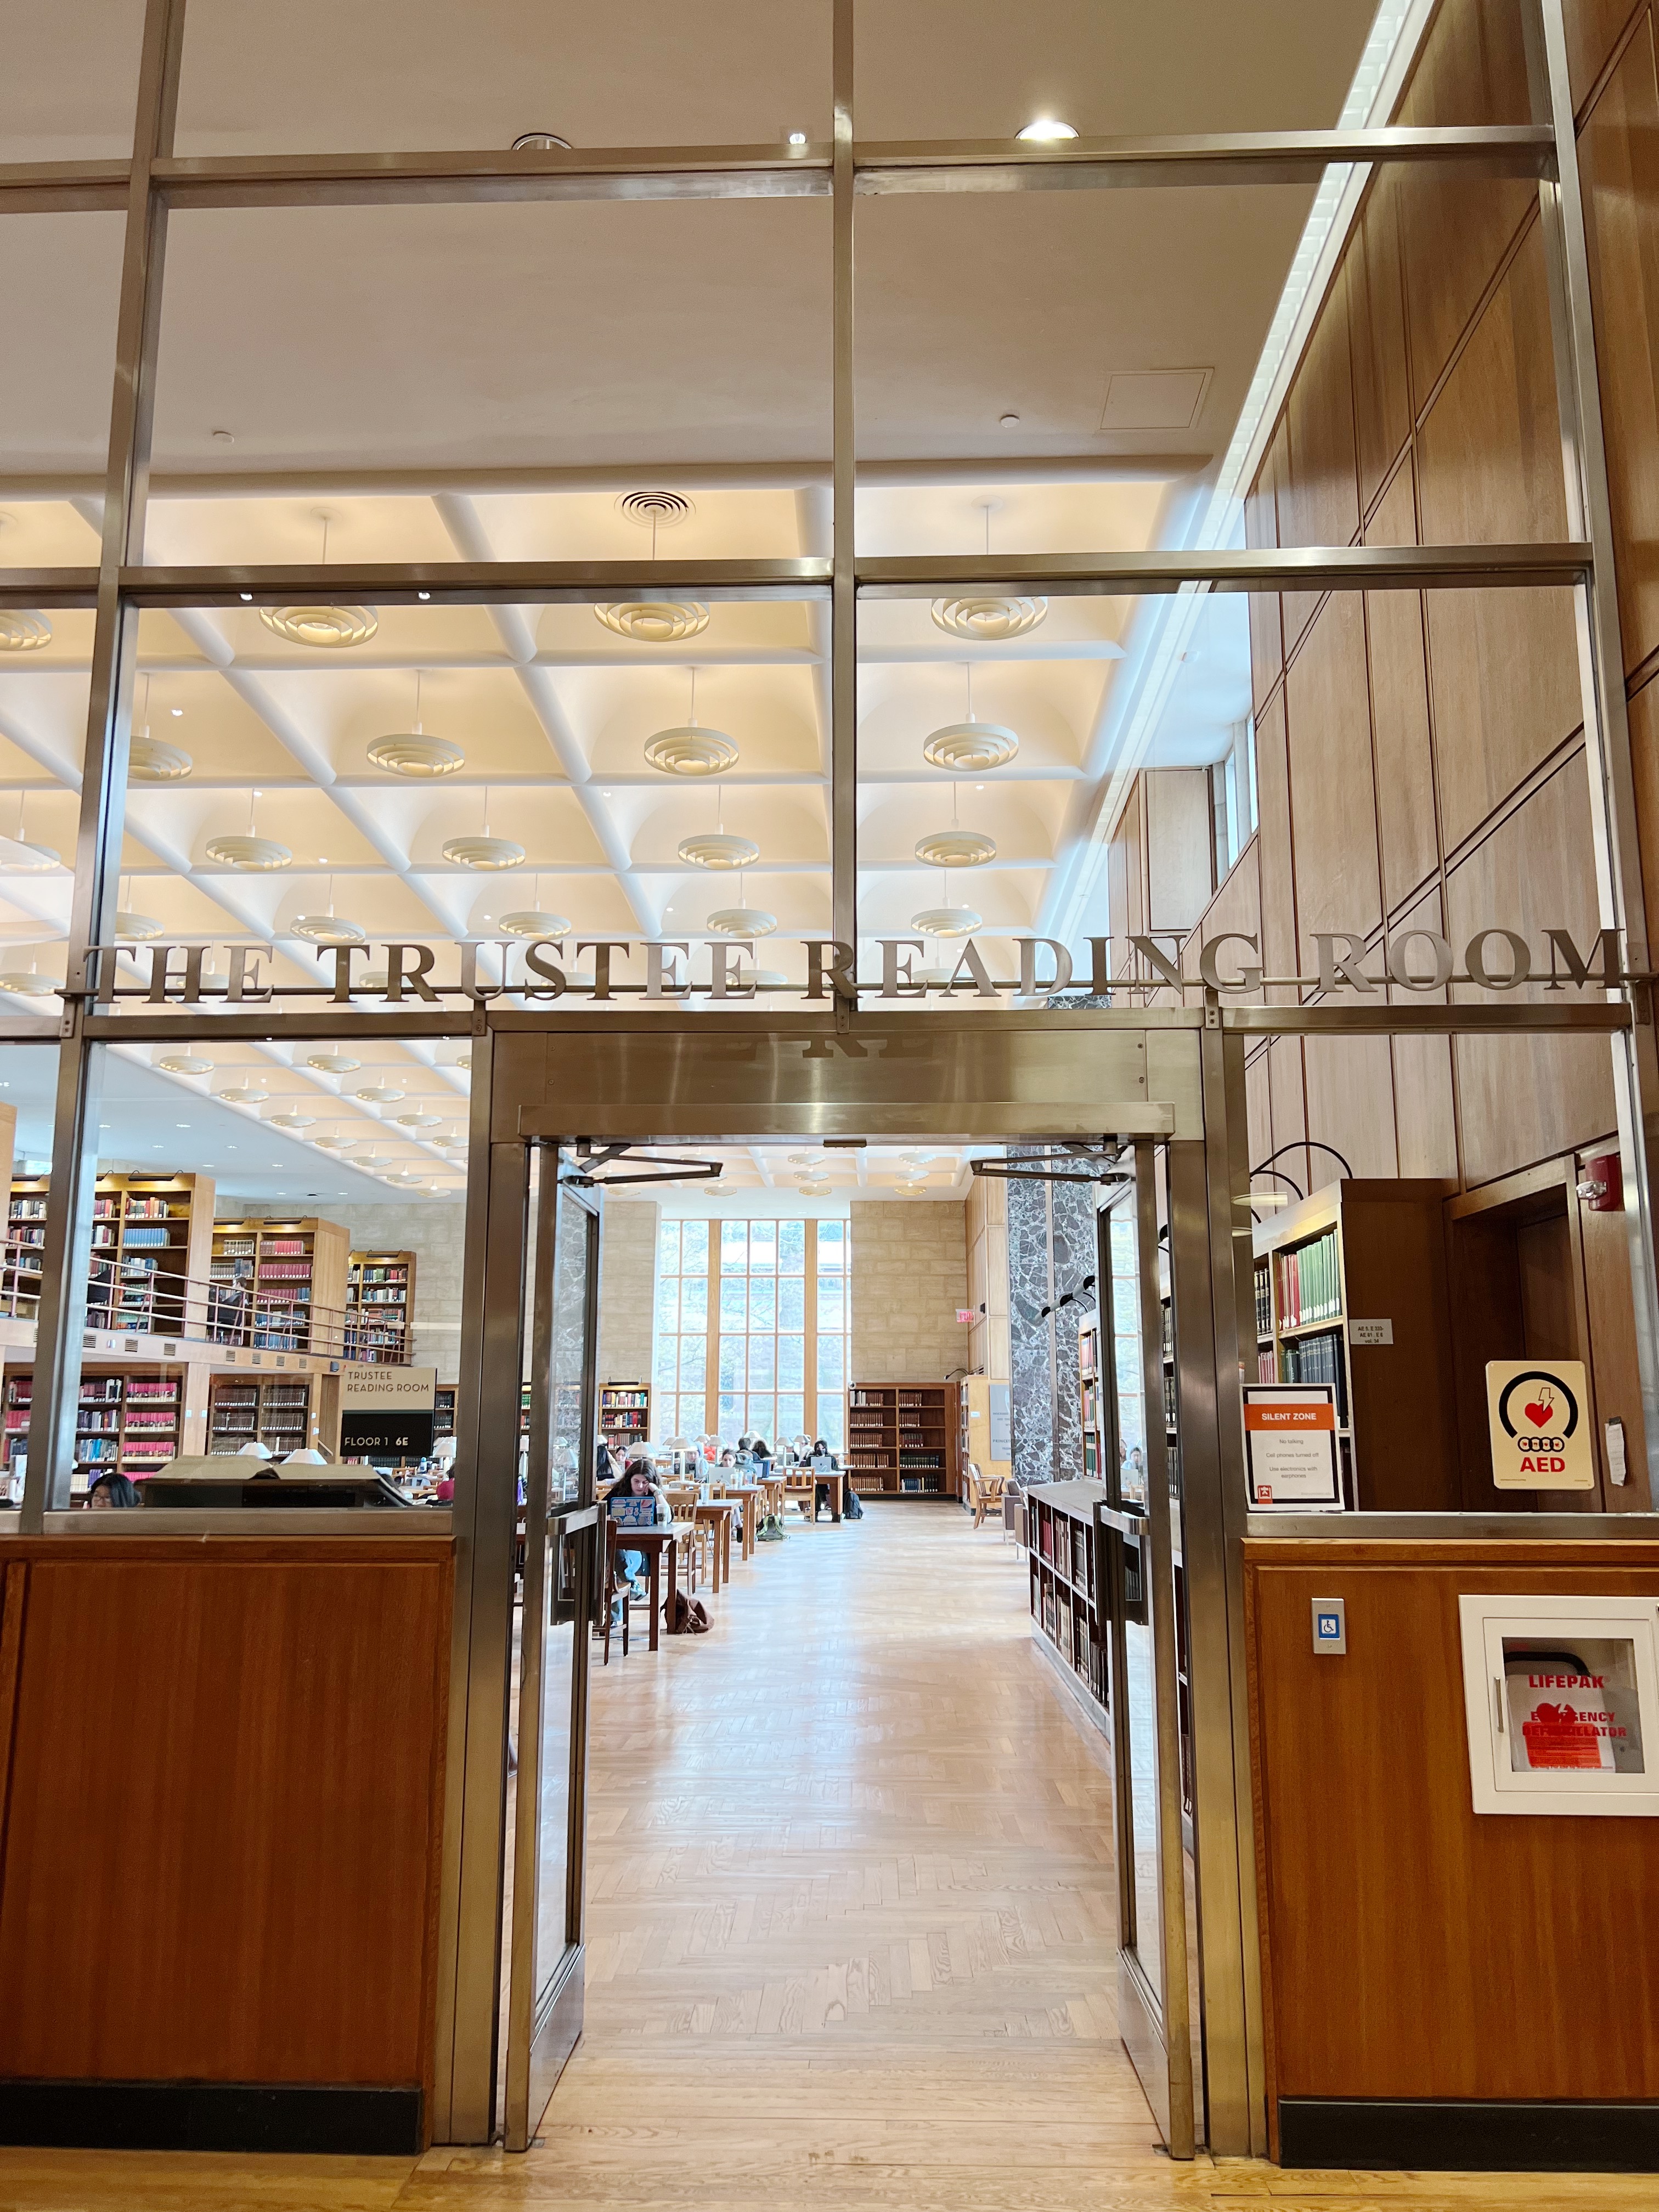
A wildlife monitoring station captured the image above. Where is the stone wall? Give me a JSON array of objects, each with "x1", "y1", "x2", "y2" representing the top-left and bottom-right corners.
[
  {"x1": 1007, "y1": 1156, "x2": 1098, "y2": 1488},
  {"x1": 849, "y1": 1200, "x2": 969, "y2": 1384}
]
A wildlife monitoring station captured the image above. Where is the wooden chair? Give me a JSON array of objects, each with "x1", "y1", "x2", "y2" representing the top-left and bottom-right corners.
[
  {"x1": 966, "y1": 1463, "x2": 1007, "y2": 1530},
  {"x1": 664, "y1": 1483, "x2": 709, "y2": 1587},
  {"x1": 782, "y1": 1466, "x2": 816, "y2": 1520}
]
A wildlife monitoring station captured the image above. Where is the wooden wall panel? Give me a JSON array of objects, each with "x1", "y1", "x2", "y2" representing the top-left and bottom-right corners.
[
  {"x1": 1444, "y1": 757, "x2": 1618, "y2": 1185},
  {"x1": 1252, "y1": 690, "x2": 1297, "y2": 1006},
  {"x1": 1246, "y1": 1050, "x2": 1273, "y2": 1176},
  {"x1": 1266, "y1": 1037, "x2": 1309, "y2": 1202},
  {"x1": 1145, "y1": 769, "x2": 1214, "y2": 933},
  {"x1": 1244, "y1": 426, "x2": 1283, "y2": 715},
  {"x1": 1347, "y1": 171, "x2": 1413, "y2": 514},
  {"x1": 1395, "y1": 0, "x2": 1537, "y2": 402},
  {"x1": 1626, "y1": 674, "x2": 1659, "y2": 959},
  {"x1": 1364, "y1": 466, "x2": 1441, "y2": 913},
  {"x1": 1388, "y1": 887, "x2": 1462, "y2": 1182},
  {"x1": 1284, "y1": 592, "x2": 1382, "y2": 944},
  {"x1": 1247, "y1": 1543, "x2": 1659, "y2": 2111},
  {"x1": 1418, "y1": 224, "x2": 1581, "y2": 850},
  {"x1": 1301, "y1": 1034, "x2": 1399, "y2": 1182},
  {"x1": 0, "y1": 1539, "x2": 452, "y2": 2091},
  {"x1": 1567, "y1": 0, "x2": 1648, "y2": 109},
  {"x1": 1579, "y1": 13, "x2": 1659, "y2": 680},
  {"x1": 1279, "y1": 270, "x2": 1359, "y2": 650}
]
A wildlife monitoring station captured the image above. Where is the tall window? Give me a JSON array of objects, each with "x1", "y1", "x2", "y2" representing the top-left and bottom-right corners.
[{"x1": 654, "y1": 1217, "x2": 850, "y2": 1450}]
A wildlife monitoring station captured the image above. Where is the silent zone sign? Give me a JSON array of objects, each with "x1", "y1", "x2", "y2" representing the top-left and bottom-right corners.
[
  {"x1": 1242, "y1": 1383, "x2": 1342, "y2": 1511},
  {"x1": 1485, "y1": 1361, "x2": 1594, "y2": 1489}
]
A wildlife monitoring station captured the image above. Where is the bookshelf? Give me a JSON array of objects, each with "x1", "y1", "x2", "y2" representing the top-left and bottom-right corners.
[
  {"x1": 211, "y1": 1216, "x2": 348, "y2": 1357},
  {"x1": 955, "y1": 1373, "x2": 1011, "y2": 1492},
  {"x1": 844, "y1": 1382, "x2": 960, "y2": 1498},
  {"x1": 2, "y1": 1364, "x2": 185, "y2": 1483},
  {"x1": 9, "y1": 1172, "x2": 216, "y2": 1337},
  {"x1": 346, "y1": 1249, "x2": 416, "y2": 1364},
  {"x1": 5, "y1": 1179, "x2": 47, "y2": 1318},
  {"x1": 207, "y1": 1373, "x2": 316, "y2": 1455},
  {"x1": 1251, "y1": 1178, "x2": 1459, "y2": 1511},
  {"x1": 435, "y1": 1385, "x2": 456, "y2": 1445},
  {"x1": 1025, "y1": 1481, "x2": 1109, "y2": 1716},
  {"x1": 599, "y1": 1383, "x2": 650, "y2": 1453}
]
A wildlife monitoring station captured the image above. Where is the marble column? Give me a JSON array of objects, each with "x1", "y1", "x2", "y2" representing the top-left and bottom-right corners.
[{"x1": 1007, "y1": 1148, "x2": 1098, "y2": 1487}]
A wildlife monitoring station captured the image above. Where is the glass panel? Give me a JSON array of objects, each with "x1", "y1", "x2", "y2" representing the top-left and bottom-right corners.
[
  {"x1": 778, "y1": 1220, "x2": 805, "y2": 1273},
  {"x1": 655, "y1": 1276, "x2": 679, "y2": 1335},
  {"x1": 816, "y1": 1276, "x2": 844, "y2": 1330},
  {"x1": 679, "y1": 1276, "x2": 708, "y2": 1330},
  {"x1": 654, "y1": 1334, "x2": 677, "y2": 1391},
  {"x1": 0, "y1": 1045, "x2": 64, "y2": 1500},
  {"x1": 677, "y1": 1338, "x2": 705, "y2": 1391},
  {"x1": 816, "y1": 1399, "x2": 844, "y2": 1453},
  {"x1": 1, "y1": 215, "x2": 125, "y2": 520},
  {"x1": 0, "y1": 599, "x2": 91, "y2": 1012},
  {"x1": 776, "y1": 1393, "x2": 805, "y2": 1441},
  {"x1": 716, "y1": 1392, "x2": 741, "y2": 1438},
  {"x1": 533, "y1": 1593, "x2": 575, "y2": 1993},
  {"x1": 176, "y1": 0, "x2": 832, "y2": 154},
  {"x1": 659, "y1": 1221, "x2": 680, "y2": 1275},
  {"x1": 746, "y1": 1396, "x2": 774, "y2": 1440},
  {"x1": 0, "y1": 1, "x2": 144, "y2": 158},
  {"x1": 718, "y1": 1336, "x2": 744, "y2": 1391},
  {"x1": 681, "y1": 1221, "x2": 708, "y2": 1271},
  {"x1": 720, "y1": 1223, "x2": 748, "y2": 1275},
  {"x1": 748, "y1": 1221, "x2": 777, "y2": 1272},
  {"x1": 719, "y1": 1277, "x2": 746, "y2": 1331},
  {"x1": 747, "y1": 1336, "x2": 775, "y2": 1389},
  {"x1": 816, "y1": 1334, "x2": 844, "y2": 1391},
  {"x1": 778, "y1": 1274, "x2": 805, "y2": 1330},
  {"x1": 748, "y1": 1276, "x2": 776, "y2": 1331},
  {"x1": 777, "y1": 1335, "x2": 805, "y2": 1391},
  {"x1": 816, "y1": 1222, "x2": 844, "y2": 1269}
]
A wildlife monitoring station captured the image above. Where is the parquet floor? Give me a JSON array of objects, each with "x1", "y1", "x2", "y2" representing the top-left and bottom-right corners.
[{"x1": 0, "y1": 1507, "x2": 1651, "y2": 2210}]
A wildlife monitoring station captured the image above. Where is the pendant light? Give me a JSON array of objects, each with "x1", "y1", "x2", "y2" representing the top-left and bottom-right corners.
[
  {"x1": 678, "y1": 776, "x2": 757, "y2": 870},
  {"x1": 923, "y1": 662, "x2": 1019, "y2": 772},
  {"x1": 706, "y1": 862, "x2": 778, "y2": 938},
  {"x1": 129, "y1": 674, "x2": 191, "y2": 781},
  {"x1": 7, "y1": 792, "x2": 60, "y2": 872},
  {"x1": 0, "y1": 956, "x2": 56, "y2": 996},
  {"x1": 597, "y1": 490, "x2": 709, "y2": 642},
  {"x1": 259, "y1": 511, "x2": 377, "y2": 648},
  {"x1": 498, "y1": 873, "x2": 572, "y2": 938},
  {"x1": 206, "y1": 787, "x2": 292, "y2": 870},
  {"x1": 0, "y1": 612, "x2": 51, "y2": 652},
  {"x1": 930, "y1": 499, "x2": 1047, "y2": 641},
  {"x1": 114, "y1": 874, "x2": 163, "y2": 941},
  {"x1": 290, "y1": 876, "x2": 366, "y2": 945},
  {"x1": 443, "y1": 787, "x2": 525, "y2": 870},
  {"x1": 645, "y1": 665, "x2": 738, "y2": 775},
  {"x1": 369, "y1": 670, "x2": 465, "y2": 777}
]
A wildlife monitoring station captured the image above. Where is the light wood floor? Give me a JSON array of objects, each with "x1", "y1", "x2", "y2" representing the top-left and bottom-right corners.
[{"x1": 0, "y1": 1507, "x2": 1651, "y2": 2209}]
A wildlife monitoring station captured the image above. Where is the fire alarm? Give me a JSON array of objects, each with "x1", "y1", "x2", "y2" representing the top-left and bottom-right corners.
[{"x1": 1577, "y1": 1151, "x2": 1623, "y2": 1212}]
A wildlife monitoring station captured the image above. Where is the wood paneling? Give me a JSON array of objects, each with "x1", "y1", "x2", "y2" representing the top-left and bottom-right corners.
[
  {"x1": 1300, "y1": 1035, "x2": 1398, "y2": 1183},
  {"x1": 1246, "y1": 1542, "x2": 1659, "y2": 2111},
  {"x1": 1279, "y1": 269, "x2": 1359, "y2": 650},
  {"x1": 1388, "y1": 888, "x2": 1462, "y2": 1182},
  {"x1": 1284, "y1": 591, "x2": 1381, "y2": 944},
  {"x1": 1245, "y1": 1049, "x2": 1273, "y2": 1176},
  {"x1": 1265, "y1": 1037, "x2": 1308, "y2": 1202},
  {"x1": 1364, "y1": 466, "x2": 1441, "y2": 913},
  {"x1": 1244, "y1": 425, "x2": 1283, "y2": 715},
  {"x1": 1251, "y1": 690, "x2": 1297, "y2": 1006},
  {"x1": 1567, "y1": 0, "x2": 1648, "y2": 109},
  {"x1": 1395, "y1": 0, "x2": 1536, "y2": 403},
  {"x1": 1347, "y1": 171, "x2": 1413, "y2": 514},
  {"x1": 1580, "y1": 14, "x2": 1659, "y2": 679},
  {"x1": 1444, "y1": 755, "x2": 1617, "y2": 1186},
  {"x1": 0, "y1": 1538, "x2": 452, "y2": 2095},
  {"x1": 1144, "y1": 770, "x2": 1213, "y2": 933}
]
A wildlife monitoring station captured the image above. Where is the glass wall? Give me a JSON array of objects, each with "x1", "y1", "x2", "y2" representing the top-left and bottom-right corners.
[{"x1": 654, "y1": 1213, "x2": 850, "y2": 1451}]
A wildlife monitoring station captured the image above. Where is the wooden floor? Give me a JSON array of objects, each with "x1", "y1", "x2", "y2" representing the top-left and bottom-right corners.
[{"x1": 0, "y1": 1506, "x2": 1652, "y2": 2209}]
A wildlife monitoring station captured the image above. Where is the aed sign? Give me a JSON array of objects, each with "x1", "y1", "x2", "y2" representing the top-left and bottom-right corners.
[
  {"x1": 1242, "y1": 1383, "x2": 1342, "y2": 1511},
  {"x1": 1486, "y1": 1360, "x2": 1594, "y2": 1489}
]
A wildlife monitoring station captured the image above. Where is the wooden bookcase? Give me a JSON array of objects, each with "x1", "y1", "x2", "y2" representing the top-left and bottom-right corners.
[
  {"x1": 844, "y1": 1381, "x2": 960, "y2": 1499},
  {"x1": 435, "y1": 1385, "x2": 457, "y2": 1444},
  {"x1": 1025, "y1": 1481, "x2": 1109, "y2": 1716},
  {"x1": 599, "y1": 1383, "x2": 650, "y2": 1453},
  {"x1": 1251, "y1": 1178, "x2": 1459, "y2": 1512},
  {"x1": 346, "y1": 1249, "x2": 416, "y2": 1364},
  {"x1": 207, "y1": 1373, "x2": 317, "y2": 1455},
  {"x1": 9, "y1": 1172, "x2": 216, "y2": 1337},
  {"x1": 955, "y1": 1373, "x2": 1011, "y2": 1490},
  {"x1": 3, "y1": 1364, "x2": 185, "y2": 1485},
  {"x1": 211, "y1": 1216, "x2": 348, "y2": 1358}
]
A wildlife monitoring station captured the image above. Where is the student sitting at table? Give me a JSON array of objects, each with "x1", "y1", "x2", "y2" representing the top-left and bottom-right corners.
[
  {"x1": 602, "y1": 1455, "x2": 671, "y2": 1617},
  {"x1": 810, "y1": 1437, "x2": 840, "y2": 1520}
]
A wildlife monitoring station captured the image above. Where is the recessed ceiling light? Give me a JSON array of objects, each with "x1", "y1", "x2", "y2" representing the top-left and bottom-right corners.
[
  {"x1": 1017, "y1": 117, "x2": 1077, "y2": 142},
  {"x1": 512, "y1": 129, "x2": 573, "y2": 150},
  {"x1": 417, "y1": 590, "x2": 431, "y2": 600},
  {"x1": 240, "y1": 592, "x2": 253, "y2": 602},
  {"x1": 170, "y1": 706, "x2": 183, "y2": 716},
  {"x1": 998, "y1": 412, "x2": 1020, "y2": 428},
  {"x1": 212, "y1": 428, "x2": 235, "y2": 443},
  {"x1": 788, "y1": 131, "x2": 807, "y2": 147}
]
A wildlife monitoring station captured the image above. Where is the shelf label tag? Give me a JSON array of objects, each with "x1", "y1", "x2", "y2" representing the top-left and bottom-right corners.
[{"x1": 1350, "y1": 1318, "x2": 1393, "y2": 1346}]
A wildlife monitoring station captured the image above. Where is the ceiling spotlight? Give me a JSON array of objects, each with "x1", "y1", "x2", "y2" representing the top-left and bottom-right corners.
[
  {"x1": 259, "y1": 604, "x2": 377, "y2": 648},
  {"x1": 289, "y1": 913, "x2": 365, "y2": 944},
  {"x1": 788, "y1": 131, "x2": 808, "y2": 147},
  {"x1": 678, "y1": 832, "x2": 758, "y2": 870},
  {"x1": 911, "y1": 904, "x2": 982, "y2": 937},
  {"x1": 157, "y1": 1054, "x2": 213, "y2": 1076},
  {"x1": 931, "y1": 595, "x2": 1047, "y2": 642},
  {"x1": 1017, "y1": 117, "x2": 1078, "y2": 141},
  {"x1": 915, "y1": 828, "x2": 996, "y2": 868},
  {"x1": 306, "y1": 1053, "x2": 360, "y2": 1075},
  {"x1": 998, "y1": 412, "x2": 1021, "y2": 428},
  {"x1": 0, "y1": 612, "x2": 52, "y2": 652},
  {"x1": 128, "y1": 735, "x2": 191, "y2": 781}
]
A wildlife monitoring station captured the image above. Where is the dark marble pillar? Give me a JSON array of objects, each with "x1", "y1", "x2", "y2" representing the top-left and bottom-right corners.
[{"x1": 1007, "y1": 1148, "x2": 1098, "y2": 1487}]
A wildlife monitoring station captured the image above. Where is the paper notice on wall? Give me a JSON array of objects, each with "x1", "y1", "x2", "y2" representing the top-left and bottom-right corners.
[
  {"x1": 1503, "y1": 1638, "x2": 1646, "y2": 1775},
  {"x1": 1243, "y1": 1384, "x2": 1341, "y2": 1510}
]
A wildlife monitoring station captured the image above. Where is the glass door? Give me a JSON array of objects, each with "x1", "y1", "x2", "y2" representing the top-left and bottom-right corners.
[
  {"x1": 1101, "y1": 1143, "x2": 1196, "y2": 2157},
  {"x1": 504, "y1": 1158, "x2": 601, "y2": 2152}
]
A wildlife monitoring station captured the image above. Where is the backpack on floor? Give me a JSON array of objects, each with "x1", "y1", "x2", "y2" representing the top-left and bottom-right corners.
[
  {"x1": 844, "y1": 1487, "x2": 864, "y2": 1520},
  {"x1": 665, "y1": 1589, "x2": 710, "y2": 1634},
  {"x1": 758, "y1": 1513, "x2": 787, "y2": 1542}
]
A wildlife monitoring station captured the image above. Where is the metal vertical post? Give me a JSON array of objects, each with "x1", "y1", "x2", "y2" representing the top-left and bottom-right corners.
[
  {"x1": 22, "y1": 0, "x2": 184, "y2": 1527},
  {"x1": 1532, "y1": 0, "x2": 1659, "y2": 1488},
  {"x1": 830, "y1": 0, "x2": 857, "y2": 1013},
  {"x1": 433, "y1": 1028, "x2": 532, "y2": 2143}
]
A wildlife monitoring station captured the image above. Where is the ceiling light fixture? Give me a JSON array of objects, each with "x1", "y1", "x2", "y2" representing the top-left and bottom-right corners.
[
  {"x1": 259, "y1": 511, "x2": 377, "y2": 648},
  {"x1": 369, "y1": 669, "x2": 465, "y2": 777},
  {"x1": 5, "y1": 792, "x2": 60, "y2": 871},
  {"x1": 512, "y1": 129, "x2": 573, "y2": 150},
  {"x1": 444, "y1": 787, "x2": 525, "y2": 870},
  {"x1": 645, "y1": 664, "x2": 739, "y2": 775},
  {"x1": 114, "y1": 874, "x2": 163, "y2": 940},
  {"x1": 679, "y1": 830, "x2": 758, "y2": 870},
  {"x1": 306, "y1": 1053, "x2": 360, "y2": 1075},
  {"x1": 0, "y1": 612, "x2": 52, "y2": 652},
  {"x1": 0, "y1": 964, "x2": 55, "y2": 996},
  {"x1": 206, "y1": 787, "x2": 291, "y2": 871},
  {"x1": 916, "y1": 828, "x2": 996, "y2": 868},
  {"x1": 394, "y1": 1112, "x2": 443, "y2": 1128},
  {"x1": 157, "y1": 1054, "x2": 213, "y2": 1076},
  {"x1": 290, "y1": 876, "x2": 365, "y2": 944},
  {"x1": 1017, "y1": 117, "x2": 1078, "y2": 141},
  {"x1": 788, "y1": 131, "x2": 808, "y2": 147},
  {"x1": 596, "y1": 599, "x2": 709, "y2": 644},
  {"x1": 931, "y1": 501, "x2": 1048, "y2": 641},
  {"x1": 265, "y1": 1111, "x2": 315, "y2": 1130},
  {"x1": 355, "y1": 1085, "x2": 407, "y2": 1106},
  {"x1": 911, "y1": 904, "x2": 982, "y2": 936},
  {"x1": 215, "y1": 1085, "x2": 269, "y2": 1105},
  {"x1": 923, "y1": 663, "x2": 1020, "y2": 772},
  {"x1": 498, "y1": 872, "x2": 571, "y2": 937}
]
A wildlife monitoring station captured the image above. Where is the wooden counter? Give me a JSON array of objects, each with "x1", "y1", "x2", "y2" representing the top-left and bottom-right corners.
[{"x1": 0, "y1": 1533, "x2": 453, "y2": 2153}]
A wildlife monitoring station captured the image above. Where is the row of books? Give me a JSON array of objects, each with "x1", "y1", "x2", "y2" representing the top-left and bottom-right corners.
[{"x1": 1277, "y1": 1229, "x2": 1342, "y2": 1328}]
